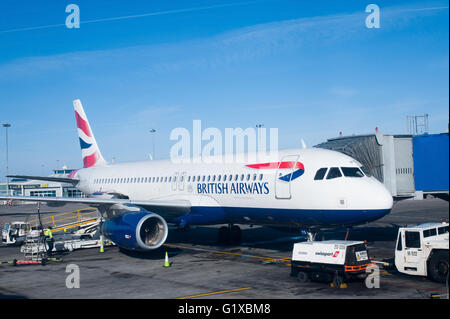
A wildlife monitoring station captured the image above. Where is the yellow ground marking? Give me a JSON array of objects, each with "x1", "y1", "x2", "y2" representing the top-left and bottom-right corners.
[
  {"x1": 176, "y1": 287, "x2": 252, "y2": 299},
  {"x1": 211, "y1": 249, "x2": 272, "y2": 260},
  {"x1": 164, "y1": 243, "x2": 290, "y2": 263},
  {"x1": 262, "y1": 257, "x2": 292, "y2": 263}
]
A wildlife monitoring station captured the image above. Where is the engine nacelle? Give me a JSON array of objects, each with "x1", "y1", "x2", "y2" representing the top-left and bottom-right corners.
[{"x1": 102, "y1": 211, "x2": 168, "y2": 251}]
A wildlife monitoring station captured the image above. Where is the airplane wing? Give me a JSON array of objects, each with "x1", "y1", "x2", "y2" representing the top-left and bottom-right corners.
[
  {"x1": 7, "y1": 175, "x2": 79, "y2": 186},
  {"x1": 0, "y1": 195, "x2": 191, "y2": 215}
]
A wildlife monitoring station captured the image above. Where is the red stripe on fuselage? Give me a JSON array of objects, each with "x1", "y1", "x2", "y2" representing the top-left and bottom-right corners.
[
  {"x1": 75, "y1": 111, "x2": 91, "y2": 137},
  {"x1": 246, "y1": 161, "x2": 304, "y2": 170}
]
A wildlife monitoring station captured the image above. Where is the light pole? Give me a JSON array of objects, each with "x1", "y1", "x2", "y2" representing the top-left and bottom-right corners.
[
  {"x1": 256, "y1": 124, "x2": 264, "y2": 151},
  {"x1": 149, "y1": 129, "x2": 156, "y2": 160},
  {"x1": 2, "y1": 123, "x2": 11, "y2": 196}
]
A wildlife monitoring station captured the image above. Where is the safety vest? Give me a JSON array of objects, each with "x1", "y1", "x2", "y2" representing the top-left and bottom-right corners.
[{"x1": 44, "y1": 229, "x2": 53, "y2": 238}]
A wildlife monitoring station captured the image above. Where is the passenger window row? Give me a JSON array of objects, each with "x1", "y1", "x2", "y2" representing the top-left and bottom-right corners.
[
  {"x1": 94, "y1": 173, "x2": 264, "y2": 185},
  {"x1": 314, "y1": 167, "x2": 365, "y2": 180}
]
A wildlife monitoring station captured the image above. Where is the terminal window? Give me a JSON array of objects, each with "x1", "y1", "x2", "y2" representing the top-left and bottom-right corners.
[{"x1": 30, "y1": 190, "x2": 56, "y2": 197}]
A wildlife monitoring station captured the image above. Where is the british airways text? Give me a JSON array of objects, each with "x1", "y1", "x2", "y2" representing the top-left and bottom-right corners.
[{"x1": 197, "y1": 182, "x2": 269, "y2": 195}]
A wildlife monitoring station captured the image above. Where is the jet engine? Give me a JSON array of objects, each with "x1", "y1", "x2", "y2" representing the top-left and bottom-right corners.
[{"x1": 102, "y1": 211, "x2": 168, "y2": 251}]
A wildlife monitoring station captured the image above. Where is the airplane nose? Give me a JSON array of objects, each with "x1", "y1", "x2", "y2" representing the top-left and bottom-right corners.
[
  {"x1": 359, "y1": 179, "x2": 393, "y2": 223},
  {"x1": 373, "y1": 179, "x2": 393, "y2": 210},
  {"x1": 380, "y1": 186, "x2": 393, "y2": 209}
]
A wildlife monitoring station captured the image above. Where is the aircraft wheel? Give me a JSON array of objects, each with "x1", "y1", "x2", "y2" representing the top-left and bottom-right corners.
[
  {"x1": 218, "y1": 226, "x2": 230, "y2": 245},
  {"x1": 230, "y1": 225, "x2": 242, "y2": 244}
]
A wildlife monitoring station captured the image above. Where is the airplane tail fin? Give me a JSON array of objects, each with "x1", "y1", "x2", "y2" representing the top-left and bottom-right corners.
[{"x1": 73, "y1": 99, "x2": 107, "y2": 168}]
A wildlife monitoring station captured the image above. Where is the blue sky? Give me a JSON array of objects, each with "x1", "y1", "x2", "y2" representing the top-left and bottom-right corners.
[{"x1": 0, "y1": 0, "x2": 448, "y2": 177}]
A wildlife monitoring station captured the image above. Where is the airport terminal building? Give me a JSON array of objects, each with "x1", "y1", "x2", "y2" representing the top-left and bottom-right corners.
[{"x1": 0, "y1": 167, "x2": 85, "y2": 199}]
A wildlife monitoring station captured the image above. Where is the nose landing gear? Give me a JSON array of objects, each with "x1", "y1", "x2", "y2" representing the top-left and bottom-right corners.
[
  {"x1": 300, "y1": 229, "x2": 319, "y2": 242},
  {"x1": 218, "y1": 224, "x2": 242, "y2": 245}
]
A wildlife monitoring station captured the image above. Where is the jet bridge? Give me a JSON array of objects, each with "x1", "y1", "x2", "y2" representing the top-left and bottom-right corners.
[{"x1": 315, "y1": 132, "x2": 449, "y2": 200}]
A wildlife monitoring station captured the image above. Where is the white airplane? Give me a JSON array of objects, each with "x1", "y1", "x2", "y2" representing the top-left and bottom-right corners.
[{"x1": 1, "y1": 100, "x2": 393, "y2": 251}]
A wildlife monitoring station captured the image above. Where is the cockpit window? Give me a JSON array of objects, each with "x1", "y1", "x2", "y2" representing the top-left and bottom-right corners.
[
  {"x1": 314, "y1": 168, "x2": 328, "y2": 180},
  {"x1": 361, "y1": 166, "x2": 372, "y2": 177},
  {"x1": 341, "y1": 167, "x2": 365, "y2": 178},
  {"x1": 326, "y1": 167, "x2": 342, "y2": 179}
]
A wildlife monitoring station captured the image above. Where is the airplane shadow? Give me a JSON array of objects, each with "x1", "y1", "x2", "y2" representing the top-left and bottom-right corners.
[
  {"x1": 166, "y1": 224, "x2": 401, "y2": 252},
  {"x1": 116, "y1": 224, "x2": 401, "y2": 259},
  {"x1": 335, "y1": 225, "x2": 400, "y2": 242},
  {"x1": 118, "y1": 246, "x2": 184, "y2": 260}
]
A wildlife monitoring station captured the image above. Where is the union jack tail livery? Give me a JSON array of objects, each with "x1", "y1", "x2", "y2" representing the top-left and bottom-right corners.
[{"x1": 73, "y1": 99, "x2": 107, "y2": 168}]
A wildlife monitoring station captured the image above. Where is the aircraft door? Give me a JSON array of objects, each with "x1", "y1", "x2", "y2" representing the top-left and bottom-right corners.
[
  {"x1": 178, "y1": 172, "x2": 186, "y2": 191},
  {"x1": 275, "y1": 155, "x2": 300, "y2": 199},
  {"x1": 171, "y1": 172, "x2": 179, "y2": 191}
]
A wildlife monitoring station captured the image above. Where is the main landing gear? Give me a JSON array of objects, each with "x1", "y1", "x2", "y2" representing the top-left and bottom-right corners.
[{"x1": 218, "y1": 224, "x2": 242, "y2": 245}]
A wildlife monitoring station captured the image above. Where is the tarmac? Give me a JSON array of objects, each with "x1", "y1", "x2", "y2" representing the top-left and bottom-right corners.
[{"x1": 0, "y1": 198, "x2": 448, "y2": 299}]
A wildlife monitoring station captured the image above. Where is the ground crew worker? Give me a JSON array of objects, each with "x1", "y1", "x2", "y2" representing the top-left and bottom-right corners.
[{"x1": 44, "y1": 226, "x2": 54, "y2": 257}]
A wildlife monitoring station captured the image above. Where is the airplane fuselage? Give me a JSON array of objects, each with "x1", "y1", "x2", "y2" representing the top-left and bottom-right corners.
[{"x1": 74, "y1": 147, "x2": 393, "y2": 229}]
